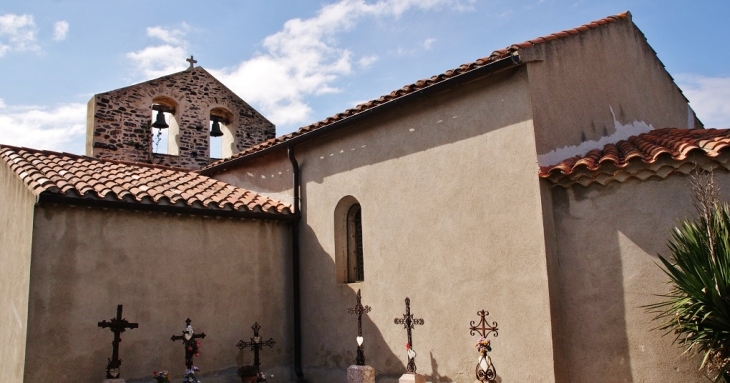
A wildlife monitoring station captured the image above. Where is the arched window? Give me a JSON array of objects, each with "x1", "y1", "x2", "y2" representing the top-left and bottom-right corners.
[
  {"x1": 334, "y1": 196, "x2": 364, "y2": 283},
  {"x1": 209, "y1": 107, "x2": 234, "y2": 159},
  {"x1": 150, "y1": 96, "x2": 180, "y2": 155},
  {"x1": 347, "y1": 204, "x2": 364, "y2": 282}
]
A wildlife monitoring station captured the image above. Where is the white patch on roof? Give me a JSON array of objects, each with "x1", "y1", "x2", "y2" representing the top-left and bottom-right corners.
[{"x1": 537, "y1": 106, "x2": 654, "y2": 167}]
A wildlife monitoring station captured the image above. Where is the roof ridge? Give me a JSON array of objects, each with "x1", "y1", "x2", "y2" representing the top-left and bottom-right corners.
[{"x1": 199, "y1": 11, "x2": 632, "y2": 174}]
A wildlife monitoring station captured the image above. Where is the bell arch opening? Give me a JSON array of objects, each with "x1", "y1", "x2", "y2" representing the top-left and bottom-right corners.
[
  {"x1": 209, "y1": 107, "x2": 235, "y2": 159},
  {"x1": 151, "y1": 96, "x2": 180, "y2": 155}
]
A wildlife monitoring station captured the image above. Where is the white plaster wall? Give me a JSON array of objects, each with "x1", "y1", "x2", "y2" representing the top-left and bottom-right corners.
[
  {"x1": 25, "y1": 206, "x2": 292, "y2": 382},
  {"x1": 524, "y1": 15, "x2": 694, "y2": 158},
  {"x1": 548, "y1": 174, "x2": 730, "y2": 382},
  {"x1": 0, "y1": 160, "x2": 36, "y2": 383},
  {"x1": 218, "y1": 67, "x2": 559, "y2": 382}
]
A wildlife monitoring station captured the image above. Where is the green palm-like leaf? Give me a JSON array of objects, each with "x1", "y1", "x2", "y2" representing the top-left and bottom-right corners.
[{"x1": 648, "y1": 203, "x2": 730, "y2": 382}]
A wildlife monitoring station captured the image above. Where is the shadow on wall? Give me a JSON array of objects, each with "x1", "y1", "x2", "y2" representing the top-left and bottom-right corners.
[
  {"x1": 297, "y1": 222, "x2": 405, "y2": 382},
  {"x1": 550, "y1": 176, "x2": 722, "y2": 382}
]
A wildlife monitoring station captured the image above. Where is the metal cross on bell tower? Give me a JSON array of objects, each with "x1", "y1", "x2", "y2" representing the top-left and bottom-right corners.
[
  {"x1": 97, "y1": 304, "x2": 138, "y2": 379},
  {"x1": 236, "y1": 322, "x2": 276, "y2": 373},
  {"x1": 347, "y1": 289, "x2": 372, "y2": 366},
  {"x1": 394, "y1": 297, "x2": 424, "y2": 373},
  {"x1": 186, "y1": 55, "x2": 197, "y2": 69}
]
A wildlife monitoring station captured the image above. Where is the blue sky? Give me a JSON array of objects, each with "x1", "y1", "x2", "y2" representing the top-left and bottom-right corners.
[{"x1": 0, "y1": 0, "x2": 728, "y2": 155}]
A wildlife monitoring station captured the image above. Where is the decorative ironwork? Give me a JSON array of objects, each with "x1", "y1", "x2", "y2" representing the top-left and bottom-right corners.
[
  {"x1": 97, "y1": 304, "x2": 138, "y2": 379},
  {"x1": 171, "y1": 318, "x2": 206, "y2": 370},
  {"x1": 470, "y1": 310, "x2": 499, "y2": 382},
  {"x1": 347, "y1": 289, "x2": 372, "y2": 365},
  {"x1": 236, "y1": 322, "x2": 276, "y2": 373},
  {"x1": 393, "y1": 297, "x2": 424, "y2": 373}
]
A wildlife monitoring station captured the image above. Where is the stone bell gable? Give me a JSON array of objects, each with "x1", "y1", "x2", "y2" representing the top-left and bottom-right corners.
[{"x1": 85, "y1": 65, "x2": 275, "y2": 169}]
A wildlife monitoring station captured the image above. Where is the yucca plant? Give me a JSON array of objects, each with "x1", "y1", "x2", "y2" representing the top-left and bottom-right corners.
[{"x1": 649, "y1": 172, "x2": 730, "y2": 382}]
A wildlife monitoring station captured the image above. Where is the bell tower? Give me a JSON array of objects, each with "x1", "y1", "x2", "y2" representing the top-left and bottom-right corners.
[{"x1": 85, "y1": 57, "x2": 275, "y2": 169}]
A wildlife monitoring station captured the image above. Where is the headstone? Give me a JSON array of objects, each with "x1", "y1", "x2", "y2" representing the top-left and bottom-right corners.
[
  {"x1": 97, "y1": 304, "x2": 138, "y2": 382},
  {"x1": 171, "y1": 318, "x2": 206, "y2": 371},
  {"x1": 393, "y1": 297, "x2": 424, "y2": 374},
  {"x1": 236, "y1": 322, "x2": 276, "y2": 374},
  {"x1": 347, "y1": 365, "x2": 375, "y2": 383},
  {"x1": 347, "y1": 289, "x2": 372, "y2": 366},
  {"x1": 398, "y1": 372, "x2": 426, "y2": 383}
]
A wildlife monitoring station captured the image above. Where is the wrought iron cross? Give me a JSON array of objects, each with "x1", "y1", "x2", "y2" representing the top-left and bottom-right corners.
[
  {"x1": 236, "y1": 322, "x2": 276, "y2": 373},
  {"x1": 469, "y1": 310, "x2": 499, "y2": 338},
  {"x1": 171, "y1": 318, "x2": 206, "y2": 369},
  {"x1": 393, "y1": 297, "x2": 424, "y2": 373},
  {"x1": 470, "y1": 310, "x2": 499, "y2": 382},
  {"x1": 347, "y1": 289, "x2": 372, "y2": 365},
  {"x1": 97, "y1": 304, "x2": 138, "y2": 379},
  {"x1": 186, "y1": 55, "x2": 197, "y2": 69}
]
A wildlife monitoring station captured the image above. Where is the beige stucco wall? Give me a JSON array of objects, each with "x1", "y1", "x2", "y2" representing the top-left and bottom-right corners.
[
  {"x1": 547, "y1": 173, "x2": 730, "y2": 382},
  {"x1": 25, "y1": 205, "x2": 292, "y2": 382},
  {"x1": 524, "y1": 15, "x2": 694, "y2": 157},
  {"x1": 217, "y1": 67, "x2": 560, "y2": 382},
  {"x1": 0, "y1": 160, "x2": 36, "y2": 383}
]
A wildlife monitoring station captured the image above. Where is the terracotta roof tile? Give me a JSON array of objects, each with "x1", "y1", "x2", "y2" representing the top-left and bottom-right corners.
[
  {"x1": 539, "y1": 128, "x2": 730, "y2": 187},
  {"x1": 200, "y1": 11, "x2": 631, "y2": 174},
  {"x1": 0, "y1": 145, "x2": 292, "y2": 215}
]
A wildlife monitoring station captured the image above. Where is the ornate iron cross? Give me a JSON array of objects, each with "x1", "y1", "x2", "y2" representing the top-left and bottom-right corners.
[
  {"x1": 470, "y1": 310, "x2": 499, "y2": 382},
  {"x1": 347, "y1": 289, "x2": 372, "y2": 366},
  {"x1": 186, "y1": 55, "x2": 197, "y2": 69},
  {"x1": 393, "y1": 297, "x2": 424, "y2": 373},
  {"x1": 237, "y1": 322, "x2": 276, "y2": 373},
  {"x1": 97, "y1": 304, "x2": 138, "y2": 379},
  {"x1": 469, "y1": 310, "x2": 499, "y2": 338},
  {"x1": 171, "y1": 318, "x2": 206, "y2": 369}
]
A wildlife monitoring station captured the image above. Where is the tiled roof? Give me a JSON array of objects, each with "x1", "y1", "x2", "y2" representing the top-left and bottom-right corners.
[
  {"x1": 539, "y1": 128, "x2": 730, "y2": 187},
  {"x1": 200, "y1": 11, "x2": 631, "y2": 174},
  {"x1": 0, "y1": 145, "x2": 292, "y2": 216}
]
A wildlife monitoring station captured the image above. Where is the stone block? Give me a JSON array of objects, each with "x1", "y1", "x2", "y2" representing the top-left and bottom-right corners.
[
  {"x1": 347, "y1": 365, "x2": 375, "y2": 383},
  {"x1": 398, "y1": 373, "x2": 426, "y2": 383}
]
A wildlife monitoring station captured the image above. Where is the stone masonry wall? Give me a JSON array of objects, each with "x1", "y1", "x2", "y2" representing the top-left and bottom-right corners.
[{"x1": 86, "y1": 67, "x2": 275, "y2": 169}]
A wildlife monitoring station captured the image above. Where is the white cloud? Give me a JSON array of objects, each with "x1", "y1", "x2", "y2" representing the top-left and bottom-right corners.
[
  {"x1": 147, "y1": 24, "x2": 188, "y2": 45},
  {"x1": 422, "y1": 38, "x2": 436, "y2": 50},
  {"x1": 0, "y1": 102, "x2": 87, "y2": 154},
  {"x1": 0, "y1": 14, "x2": 40, "y2": 56},
  {"x1": 676, "y1": 74, "x2": 730, "y2": 128},
  {"x1": 358, "y1": 54, "x2": 378, "y2": 68},
  {"x1": 127, "y1": 24, "x2": 190, "y2": 78},
  {"x1": 210, "y1": 0, "x2": 473, "y2": 129},
  {"x1": 53, "y1": 20, "x2": 69, "y2": 41}
]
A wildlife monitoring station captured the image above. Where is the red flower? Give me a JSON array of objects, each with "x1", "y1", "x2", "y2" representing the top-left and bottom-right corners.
[
  {"x1": 187, "y1": 346, "x2": 193, "y2": 351},
  {"x1": 405, "y1": 342, "x2": 411, "y2": 350}
]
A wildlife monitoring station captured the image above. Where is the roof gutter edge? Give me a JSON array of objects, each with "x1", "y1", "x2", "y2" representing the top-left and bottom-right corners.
[
  {"x1": 37, "y1": 193, "x2": 298, "y2": 222},
  {"x1": 200, "y1": 54, "x2": 522, "y2": 176}
]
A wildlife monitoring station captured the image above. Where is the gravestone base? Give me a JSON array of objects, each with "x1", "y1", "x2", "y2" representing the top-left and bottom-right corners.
[
  {"x1": 102, "y1": 379, "x2": 125, "y2": 383},
  {"x1": 398, "y1": 373, "x2": 425, "y2": 383},
  {"x1": 347, "y1": 365, "x2": 375, "y2": 383}
]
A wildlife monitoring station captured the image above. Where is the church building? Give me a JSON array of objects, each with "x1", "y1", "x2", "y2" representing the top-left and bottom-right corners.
[{"x1": 1, "y1": 11, "x2": 727, "y2": 382}]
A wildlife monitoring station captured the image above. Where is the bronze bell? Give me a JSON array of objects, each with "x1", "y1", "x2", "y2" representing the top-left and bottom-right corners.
[
  {"x1": 210, "y1": 118, "x2": 223, "y2": 137},
  {"x1": 151, "y1": 110, "x2": 169, "y2": 129}
]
